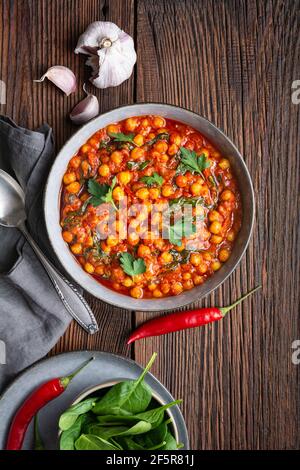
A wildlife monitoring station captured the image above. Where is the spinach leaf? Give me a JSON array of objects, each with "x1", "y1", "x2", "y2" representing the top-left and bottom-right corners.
[
  {"x1": 169, "y1": 196, "x2": 204, "y2": 208},
  {"x1": 59, "y1": 397, "x2": 96, "y2": 431},
  {"x1": 146, "y1": 133, "x2": 169, "y2": 146},
  {"x1": 127, "y1": 160, "x2": 150, "y2": 171},
  {"x1": 86, "y1": 424, "x2": 128, "y2": 440},
  {"x1": 115, "y1": 436, "x2": 145, "y2": 450},
  {"x1": 161, "y1": 431, "x2": 179, "y2": 450},
  {"x1": 92, "y1": 353, "x2": 157, "y2": 416},
  {"x1": 135, "y1": 420, "x2": 168, "y2": 448},
  {"x1": 60, "y1": 414, "x2": 86, "y2": 450},
  {"x1": 34, "y1": 415, "x2": 44, "y2": 450},
  {"x1": 108, "y1": 132, "x2": 135, "y2": 144},
  {"x1": 74, "y1": 434, "x2": 120, "y2": 451},
  {"x1": 134, "y1": 400, "x2": 182, "y2": 428}
]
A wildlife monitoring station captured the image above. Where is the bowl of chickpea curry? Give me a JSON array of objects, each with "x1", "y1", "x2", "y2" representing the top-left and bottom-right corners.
[{"x1": 44, "y1": 104, "x2": 254, "y2": 311}]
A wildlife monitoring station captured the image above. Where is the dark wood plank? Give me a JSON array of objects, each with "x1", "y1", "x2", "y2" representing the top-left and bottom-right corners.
[
  {"x1": 135, "y1": 0, "x2": 300, "y2": 449},
  {"x1": 0, "y1": 0, "x2": 135, "y2": 357}
]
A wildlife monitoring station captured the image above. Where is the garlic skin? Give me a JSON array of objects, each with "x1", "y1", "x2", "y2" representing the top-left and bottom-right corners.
[
  {"x1": 34, "y1": 66, "x2": 77, "y2": 96},
  {"x1": 75, "y1": 21, "x2": 136, "y2": 89},
  {"x1": 70, "y1": 85, "x2": 99, "y2": 125}
]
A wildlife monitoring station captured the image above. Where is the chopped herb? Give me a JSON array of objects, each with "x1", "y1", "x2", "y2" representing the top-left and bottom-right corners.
[
  {"x1": 127, "y1": 160, "x2": 150, "y2": 171},
  {"x1": 140, "y1": 172, "x2": 164, "y2": 187},
  {"x1": 146, "y1": 133, "x2": 169, "y2": 146},
  {"x1": 108, "y1": 132, "x2": 135, "y2": 145},
  {"x1": 177, "y1": 147, "x2": 210, "y2": 178},
  {"x1": 120, "y1": 252, "x2": 146, "y2": 277},
  {"x1": 208, "y1": 174, "x2": 218, "y2": 188},
  {"x1": 169, "y1": 196, "x2": 205, "y2": 208},
  {"x1": 87, "y1": 177, "x2": 118, "y2": 211},
  {"x1": 169, "y1": 216, "x2": 196, "y2": 246}
]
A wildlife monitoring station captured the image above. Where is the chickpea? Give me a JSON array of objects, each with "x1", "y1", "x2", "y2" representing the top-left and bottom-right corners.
[
  {"x1": 111, "y1": 151, "x2": 123, "y2": 165},
  {"x1": 118, "y1": 171, "x2": 131, "y2": 185},
  {"x1": 183, "y1": 279, "x2": 194, "y2": 290},
  {"x1": 219, "y1": 248, "x2": 230, "y2": 262},
  {"x1": 209, "y1": 221, "x2": 222, "y2": 234},
  {"x1": 170, "y1": 133, "x2": 182, "y2": 146},
  {"x1": 190, "y1": 182, "x2": 202, "y2": 196},
  {"x1": 157, "y1": 128, "x2": 168, "y2": 134},
  {"x1": 190, "y1": 253, "x2": 202, "y2": 266},
  {"x1": 81, "y1": 144, "x2": 91, "y2": 154},
  {"x1": 71, "y1": 243, "x2": 82, "y2": 255},
  {"x1": 98, "y1": 164, "x2": 110, "y2": 177},
  {"x1": 152, "y1": 116, "x2": 166, "y2": 128},
  {"x1": 138, "y1": 244, "x2": 151, "y2": 258},
  {"x1": 66, "y1": 182, "x2": 81, "y2": 194},
  {"x1": 133, "y1": 134, "x2": 144, "y2": 146},
  {"x1": 154, "y1": 141, "x2": 168, "y2": 153},
  {"x1": 125, "y1": 117, "x2": 139, "y2": 132},
  {"x1": 62, "y1": 231, "x2": 73, "y2": 243},
  {"x1": 70, "y1": 156, "x2": 81, "y2": 169},
  {"x1": 154, "y1": 238, "x2": 165, "y2": 250},
  {"x1": 131, "y1": 147, "x2": 145, "y2": 160},
  {"x1": 160, "y1": 251, "x2": 173, "y2": 264},
  {"x1": 209, "y1": 210, "x2": 223, "y2": 223},
  {"x1": 210, "y1": 235, "x2": 223, "y2": 244},
  {"x1": 106, "y1": 235, "x2": 119, "y2": 247},
  {"x1": 161, "y1": 283, "x2": 170, "y2": 294},
  {"x1": 122, "y1": 277, "x2": 133, "y2": 288},
  {"x1": 176, "y1": 175, "x2": 188, "y2": 187},
  {"x1": 227, "y1": 230, "x2": 236, "y2": 242},
  {"x1": 159, "y1": 154, "x2": 169, "y2": 163},
  {"x1": 221, "y1": 189, "x2": 235, "y2": 201},
  {"x1": 81, "y1": 160, "x2": 90, "y2": 174},
  {"x1": 161, "y1": 184, "x2": 174, "y2": 198},
  {"x1": 212, "y1": 260, "x2": 222, "y2": 271},
  {"x1": 130, "y1": 286, "x2": 143, "y2": 299},
  {"x1": 148, "y1": 283, "x2": 157, "y2": 291},
  {"x1": 172, "y1": 282, "x2": 183, "y2": 295},
  {"x1": 112, "y1": 186, "x2": 125, "y2": 201},
  {"x1": 148, "y1": 132, "x2": 156, "y2": 140},
  {"x1": 193, "y1": 274, "x2": 203, "y2": 285},
  {"x1": 84, "y1": 262, "x2": 95, "y2": 274},
  {"x1": 63, "y1": 172, "x2": 76, "y2": 185},
  {"x1": 149, "y1": 187, "x2": 160, "y2": 200},
  {"x1": 101, "y1": 242, "x2": 111, "y2": 253},
  {"x1": 203, "y1": 252, "x2": 212, "y2": 261},
  {"x1": 107, "y1": 124, "x2": 119, "y2": 134},
  {"x1": 168, "y1": 144, "x2": 179, "y2": 156},
  {"x1": 197, "y1": 263, "x2": 208, "y2": 274},
  {"x1": 199, "y1": 148, "x2": 210, "y2": 158},
  {"x1": 141, "y1": 118, "x2": 149, "y2": 128},
  {"x1": 153, "y1": 288, "x2": 163, "y2": 298},
  {"x1": 85, "y1": 236, "x2": 93, "y2": 247},
  {"x1": 136, "y1": 188, "x2": 150, "y2": 200},
  {"x1": 182, "y1": 272, "x2": 191, "y2": 280},
  {"x1": 219, "y1": 158, "x2": 230, "y2": 170},
  {"x1": 95, "y1": 265, "x2": 104, "y2": 275},
  {"x1": 128, "y1": 232, "x2": 140, "y2": 246}
]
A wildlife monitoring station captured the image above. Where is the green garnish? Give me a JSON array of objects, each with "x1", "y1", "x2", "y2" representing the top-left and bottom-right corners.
[
  {"x1": 177, "y1": 147, "x2": 210, "y2": 178},
  {"x1": 120, "y1": 252, "x2": 146, "y2": 277},
  {"x1": 208, "y1": 174, "x2": 218, "y2": 188},
  {"x1": 169, "y1": 216, "x2": 196, "y2": 246},
  {"x1": 146, "y1": 133, "x2": 169, "y2": 146},
  {"x1": 87, "y1": 177, "x2": 118, "y2": 211},
  {"x1": 140, "y1": 172, "x2": 164, "y2": 187},
  {"x1": 169, "y1": 196, "x2": 205, "y2": 207},
  {"x1": 109, "y1": 132, "x2": 135, "y2": 145},
  {"x1": 127, "y1": 160, "x2": 150, "y2": 171}
]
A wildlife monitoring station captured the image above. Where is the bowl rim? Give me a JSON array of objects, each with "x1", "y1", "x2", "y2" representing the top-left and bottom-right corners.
[
  {"x1": 44, "y1": 102, "x2": 255, "y2": 311},
  {"x1": 70, "y1": 379, "x2": 180, "y2": 445}
]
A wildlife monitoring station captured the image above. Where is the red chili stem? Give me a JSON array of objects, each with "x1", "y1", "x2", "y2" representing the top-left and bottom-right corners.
[
  {"x1": 127, "y1": 286, "x2": 261, "y2": 345},
  {"x1": 6, "y1": 357, "x2": 94, "y2": 450}
]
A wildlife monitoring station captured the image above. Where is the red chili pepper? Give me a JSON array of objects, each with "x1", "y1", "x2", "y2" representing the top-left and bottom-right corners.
[
  {"x1": 127, "y1": 286, "x2": 261, "y2": 345},
  {"x1": 6, "y1": 357, "x2": 94, "y2": 450}
]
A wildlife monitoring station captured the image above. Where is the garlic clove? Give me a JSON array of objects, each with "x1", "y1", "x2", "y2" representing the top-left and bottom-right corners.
[
  {"x1": 70, "y1": 85, "x2": 99, "y2": 125},
  {"x1": 75, "y1": 21, "x2": 136, "y2": 89},
  {"x1": 34, "y1": 66, "x2": 77, "y2": 96}
]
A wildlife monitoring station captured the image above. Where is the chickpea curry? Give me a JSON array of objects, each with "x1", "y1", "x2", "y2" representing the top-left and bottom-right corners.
[{"x1": 60, "y1": 115, "x2": 242, "y2": 299}]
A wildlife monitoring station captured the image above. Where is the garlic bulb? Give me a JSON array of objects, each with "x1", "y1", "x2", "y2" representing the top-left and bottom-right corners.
[
  {"x1": 75, "y1": 21, "x2": 136, "y2": 89},
  {"x1": 70, "y1": 84, "x2": 99, "y2": 125},
  {"x1": 34, "y1": 66, "x2": 77, "y2": 96}
]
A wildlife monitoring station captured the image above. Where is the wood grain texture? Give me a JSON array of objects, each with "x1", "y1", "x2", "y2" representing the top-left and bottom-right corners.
[
  {"x1": 135, "y1": 0, "x2": 300, "y2": 449},
  {"x1": 0, "y1": 0, "x2": 299, "y2": 450}
]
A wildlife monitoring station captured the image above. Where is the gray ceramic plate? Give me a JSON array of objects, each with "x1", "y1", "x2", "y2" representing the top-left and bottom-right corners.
[{"x1": 0, "y1": 351, "x2": 189, "y2": 450}]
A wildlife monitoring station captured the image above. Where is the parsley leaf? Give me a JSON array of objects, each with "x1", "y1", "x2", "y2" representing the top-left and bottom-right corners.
[
  {"x1": 88, "y1": 177, "x2": 118, "y2": 210},
  {"x1": 177, "y1": 147, "x2": 210, "y2": 177},
  {"x1": 146, "y1": 133, "x2": 169, "y2": 146},
  {"x1": 109, "y1": 132, "x2": 135, "y2": 145},
  {"x1": 140, "y1": 172, "x2": 164, "y2": 187},
  {"x1": 169, "y1": 217, "x2": 196, "y2": 246},
  {"x1": 120, "y1": 252, "x2": 146, "y2": 277}
]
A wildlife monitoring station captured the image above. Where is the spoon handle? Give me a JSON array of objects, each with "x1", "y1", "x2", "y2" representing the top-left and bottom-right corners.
[{"x1": 19, "y1": 224, "x2": 99, "y2": 335}]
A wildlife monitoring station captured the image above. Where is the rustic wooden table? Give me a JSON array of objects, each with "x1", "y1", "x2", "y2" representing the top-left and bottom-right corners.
[{"x1": 1, "y1": 0, "x2": 299, "y2": 450}]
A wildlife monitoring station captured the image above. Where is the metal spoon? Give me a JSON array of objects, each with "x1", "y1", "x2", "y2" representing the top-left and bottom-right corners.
[{"x1": 0, "y1": 169, "x2": 98, "y2": 334}]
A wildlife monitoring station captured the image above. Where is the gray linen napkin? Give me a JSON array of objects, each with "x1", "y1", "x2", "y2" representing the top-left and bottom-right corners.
[{"x1": 0, "y1": 116, "x2": 71, "y2": 392}]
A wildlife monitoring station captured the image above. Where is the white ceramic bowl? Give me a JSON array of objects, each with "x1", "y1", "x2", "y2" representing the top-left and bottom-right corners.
[{"x1": 44, "y1": 103, "x2": 254, "y2": 311}]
